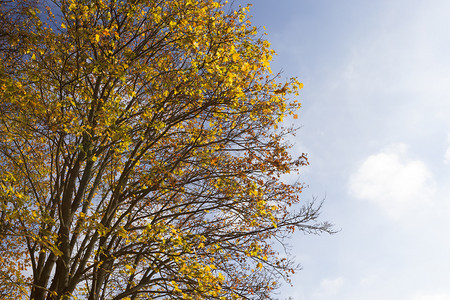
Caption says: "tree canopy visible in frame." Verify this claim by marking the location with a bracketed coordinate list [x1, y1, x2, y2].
[0, 0, 333, 299]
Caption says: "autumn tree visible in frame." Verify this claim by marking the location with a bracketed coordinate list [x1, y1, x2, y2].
[0, 0, 333, 299]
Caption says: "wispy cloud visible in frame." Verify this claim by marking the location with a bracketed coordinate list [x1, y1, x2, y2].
[443, 134, 450, 165]
[413, 293, 450, 300]
[312, 277, 344, 299]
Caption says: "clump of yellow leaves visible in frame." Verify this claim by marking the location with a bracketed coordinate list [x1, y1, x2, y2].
[0, 0, 333, 299]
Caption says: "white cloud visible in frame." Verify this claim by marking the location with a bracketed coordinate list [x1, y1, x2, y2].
[444, 148, 450, 165]
[348, 144, 436, 220]
[413, 293, 450, 300]
[312, 277, 344, 299]
[444, 134, 450, 165]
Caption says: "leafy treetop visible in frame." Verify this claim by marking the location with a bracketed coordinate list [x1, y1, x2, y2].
[0, 0, 332, 299]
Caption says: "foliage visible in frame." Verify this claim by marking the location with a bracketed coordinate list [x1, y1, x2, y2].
[0, 0, 333, 299]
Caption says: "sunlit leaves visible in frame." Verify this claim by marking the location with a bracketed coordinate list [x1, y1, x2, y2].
[0, 0, 333, 299]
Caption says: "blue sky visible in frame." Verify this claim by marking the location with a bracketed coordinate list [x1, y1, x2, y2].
[238, 0, 450, 299]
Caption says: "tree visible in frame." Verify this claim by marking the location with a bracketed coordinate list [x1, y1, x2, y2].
[0, 0, 333, 299]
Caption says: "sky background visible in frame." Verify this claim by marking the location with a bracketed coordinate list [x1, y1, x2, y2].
[236, 1, 450, 299]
